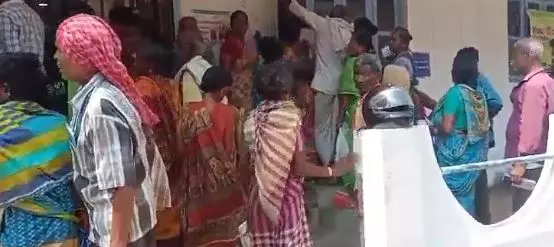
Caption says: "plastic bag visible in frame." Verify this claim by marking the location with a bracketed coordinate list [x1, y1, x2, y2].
[239, 221, 252, 247]
[334, 123, 351, 162]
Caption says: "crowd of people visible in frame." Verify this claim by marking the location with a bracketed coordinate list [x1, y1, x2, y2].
[0, 0, 553, 246]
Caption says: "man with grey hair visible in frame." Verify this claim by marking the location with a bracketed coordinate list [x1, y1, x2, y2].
[506, 37, 554, 212]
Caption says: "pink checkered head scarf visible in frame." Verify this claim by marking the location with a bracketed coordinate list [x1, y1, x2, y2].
[56, 14, 159, 126]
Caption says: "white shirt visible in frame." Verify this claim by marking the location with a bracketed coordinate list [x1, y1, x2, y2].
[289, 0, 353, 95]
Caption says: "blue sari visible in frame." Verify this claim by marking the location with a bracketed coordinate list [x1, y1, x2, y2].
[0, 101, 81, 247]
[430, 84, 489, 216]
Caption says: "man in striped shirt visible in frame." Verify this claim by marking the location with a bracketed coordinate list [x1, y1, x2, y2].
[69, 74, 163, 246]
[57, 14, 170, 247]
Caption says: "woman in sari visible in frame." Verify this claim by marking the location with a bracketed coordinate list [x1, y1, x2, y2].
[429, 51, 490, 216]
[174, 66, 245, 246]
[133, 43, 184, 245]
[245, 62, 356, 246]
[221, 10, 257, 113]
[0, 53, 79, 247]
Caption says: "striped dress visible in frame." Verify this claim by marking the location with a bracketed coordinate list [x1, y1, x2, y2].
[244, 101, 313, 247]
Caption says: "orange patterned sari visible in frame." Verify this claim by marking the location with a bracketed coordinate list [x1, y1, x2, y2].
[173, 100, 246, 247]
[135, 75, 183, 241]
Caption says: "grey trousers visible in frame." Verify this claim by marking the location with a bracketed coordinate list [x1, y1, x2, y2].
[313, 91, 339, 165]
[512, 167, 543, 213]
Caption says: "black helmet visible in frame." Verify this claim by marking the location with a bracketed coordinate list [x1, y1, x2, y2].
[363, 86, 415, 127]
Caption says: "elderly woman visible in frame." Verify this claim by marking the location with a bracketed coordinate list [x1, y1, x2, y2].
[333, 53, 383, 208]
[0, 53, 79, 246]
[245, 62, 355, 246]
[55, 14, 170, 246]
[429, 50, 489, 216]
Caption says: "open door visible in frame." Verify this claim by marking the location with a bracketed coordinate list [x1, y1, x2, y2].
[133, 0, 175, 44]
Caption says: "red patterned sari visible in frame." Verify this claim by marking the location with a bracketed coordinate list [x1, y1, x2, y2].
[173, 100, 246, 247]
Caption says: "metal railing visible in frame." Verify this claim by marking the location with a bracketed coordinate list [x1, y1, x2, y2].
[441, 153, 554, 175]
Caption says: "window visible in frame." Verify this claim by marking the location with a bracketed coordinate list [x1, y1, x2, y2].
[313, 0, 334, 17]
[377, 0, 396, 31]
[506, 0, 554, 81]
[305, 0, 404, 57]
[528, 2, 541, 9]
[508, 1, 521, 37]
[346, 0, 366, 19]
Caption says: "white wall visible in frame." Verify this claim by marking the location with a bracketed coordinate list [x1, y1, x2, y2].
[175, 0, 278, 36]
[408, 0, 510, 164]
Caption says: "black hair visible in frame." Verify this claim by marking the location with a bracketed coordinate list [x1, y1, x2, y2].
[0, 53, 49, 106]
[255, 61, 294, 101]
[292, 63, 314, 93]
[257, 36, 284, 64]
[137, 42, 175, 78]
[352, 31, 374, 52]
[66, 0, 95, 16]
[108, 7, 140, 27]
[329, 5, 347, 19]
[293, 63, 315, 84]
[452, 52, 479, 89]
[230, 10, 248, 27]
[392, 27, 413, 43]
[200, 66, 233, 93]
[279, 25, 301, 46]
[354, 17, 378, 36]
[456, 47, 479, 64]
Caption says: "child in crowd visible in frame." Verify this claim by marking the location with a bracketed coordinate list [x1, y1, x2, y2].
[252, 36, 285, 108]
[337, 31, 377, 190]
[292, 64, 319, 224]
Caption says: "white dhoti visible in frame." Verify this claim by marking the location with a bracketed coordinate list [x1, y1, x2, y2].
[313, 91, 339, 165]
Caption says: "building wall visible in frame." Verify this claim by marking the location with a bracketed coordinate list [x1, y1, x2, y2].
[408, 0, 510, 161]
[175, 0, 278, 36]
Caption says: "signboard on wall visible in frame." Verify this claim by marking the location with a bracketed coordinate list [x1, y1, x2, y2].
[528, 10, 554, 66]
[191, 9, 230, 43]
[412, 52, 431, 78]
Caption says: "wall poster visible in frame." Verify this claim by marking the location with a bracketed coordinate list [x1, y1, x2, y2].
[528, 10, 554, 66]
[191, 9, 230, 43]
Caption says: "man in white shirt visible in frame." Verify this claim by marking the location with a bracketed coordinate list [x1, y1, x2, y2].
[286, 0, 353, 167]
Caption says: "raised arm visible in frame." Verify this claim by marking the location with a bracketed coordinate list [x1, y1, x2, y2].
[287, 0, 326, 31]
